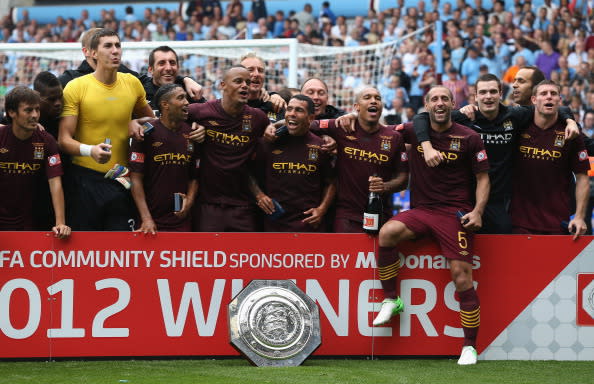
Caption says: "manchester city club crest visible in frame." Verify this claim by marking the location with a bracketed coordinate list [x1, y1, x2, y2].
[33, 143, 44, 160]
[242, 115, 252, 132]
[554, 133, 565, 148]
[228, 279, 321, 367]
[449, 138, 461, 152]
[503, 120, 513, 131]
[381, 138, 391, 151]
[187, 141, 194, 153]
[308, 147, 319, 161]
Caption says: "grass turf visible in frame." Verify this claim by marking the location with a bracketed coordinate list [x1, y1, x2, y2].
[0, 359, 593, 384]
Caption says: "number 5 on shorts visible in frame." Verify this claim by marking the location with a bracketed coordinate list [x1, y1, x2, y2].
[458, 231, 468, 249]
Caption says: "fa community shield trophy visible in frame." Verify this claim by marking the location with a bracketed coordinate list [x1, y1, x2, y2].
[228, 279, 321, 366]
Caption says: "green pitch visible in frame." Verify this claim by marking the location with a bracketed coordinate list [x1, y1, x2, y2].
[0, 359, 592, 384]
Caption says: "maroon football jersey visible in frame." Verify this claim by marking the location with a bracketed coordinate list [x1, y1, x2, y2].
[399, 122, 489, 214]
[254, 132, 334, 231]
[188, 100, 269, 206]
[129, 119, 199, 230]
[511, 120, 589, 233]
[0, 125, 63, 229]
[312, 119, 408, 222]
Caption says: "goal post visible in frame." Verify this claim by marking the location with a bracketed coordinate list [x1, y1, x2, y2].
[0, 25, 432, 114]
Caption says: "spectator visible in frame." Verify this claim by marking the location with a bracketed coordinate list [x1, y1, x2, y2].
[319, 1, 336, 27]
[272, 10, 285, 37]
[293, 3, 315, 33]
[251, 0, 267, 21]
[449, 36, 466, 72]
[124, 6, 136, 24]
[460, 46, 482, 86]
[567, 40, 588, 71]
[512, 38, 536, 66]
[502, 55, 526, 88]
[217, 16, 237, 39]
[535, 40, 560, 79]
[443, 67, 469, 109]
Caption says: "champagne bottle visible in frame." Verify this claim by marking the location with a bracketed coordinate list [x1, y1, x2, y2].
[363, 178, 382, 234]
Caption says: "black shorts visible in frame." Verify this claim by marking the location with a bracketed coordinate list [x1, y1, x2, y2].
[478, 198, 512, 234]
[67, 165, 135, 231]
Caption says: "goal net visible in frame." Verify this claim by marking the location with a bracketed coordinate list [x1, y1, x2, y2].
[0, 26, 431, 116]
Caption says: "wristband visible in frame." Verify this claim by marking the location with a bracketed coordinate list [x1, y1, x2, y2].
[79, 144, 92, 157]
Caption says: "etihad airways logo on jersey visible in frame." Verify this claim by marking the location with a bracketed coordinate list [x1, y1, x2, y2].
[479, 132, 513, 144]
[416, 146, 459, 161]
[519, 146, 562, 160]
[207, 129, 250, 146]
[272, 162, 317, 174]
[154, 153, 192, 164]
[0, 161, 41, 174]
[344, 147, 389, 163]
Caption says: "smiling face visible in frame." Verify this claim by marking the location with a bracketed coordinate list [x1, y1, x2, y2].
[162, 87, 189, 122]
[285, 98, 313, 136]
[355, 87, 383, 125]
[149, 49, 179, 87]
[240, 56, 265, 97]
[301, 79, 328, 117]
[221, 67, 251, 105]
[476, 80, 501, 118]
[425, 86, 454, 126]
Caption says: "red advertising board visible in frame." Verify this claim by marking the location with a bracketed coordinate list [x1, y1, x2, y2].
[0, 232, 590, 358]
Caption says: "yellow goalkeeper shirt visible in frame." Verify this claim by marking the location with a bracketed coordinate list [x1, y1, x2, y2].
[62, 72, 148, 173]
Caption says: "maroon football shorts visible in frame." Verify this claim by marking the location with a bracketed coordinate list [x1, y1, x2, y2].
[199, 203, 259, 232]
[390, 207, 474, 263]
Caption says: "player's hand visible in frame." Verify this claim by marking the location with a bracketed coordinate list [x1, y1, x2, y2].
[189, 122, 205, 143]
[135, 218, 157, 235]
[174, 193, 191, 219]
[91, 143, 112, 164]
[462, 210, 482, 232]
[321, 135, 336, 153]
[421, 141, 443, 167]
[459, 104, 478, 121]
[256, 194, 275, 214]
[128, 117, 151, 141]
[52, 224, 71, 239]
[564, 120, 579, 140]
[269, 93, 287, 113]
[36, 123, 46, 132]
[369, 176, 385, 193]
[336, 112, 358, 133]
[263, 124, 277, 142]
[183, 77, 203, 101]
[568, 218, 587, 240]
[302, 207, 325, 228]
[393, 123, 404, 132]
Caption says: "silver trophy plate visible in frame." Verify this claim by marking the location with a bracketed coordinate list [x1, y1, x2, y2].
[228, 279, 321, 366]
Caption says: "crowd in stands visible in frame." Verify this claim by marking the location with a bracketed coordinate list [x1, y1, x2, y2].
[0, 0, 593, 126]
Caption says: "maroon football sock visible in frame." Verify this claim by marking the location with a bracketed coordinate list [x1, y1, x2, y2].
[378, 246, 401, 299]
[458, 286, 480, 347]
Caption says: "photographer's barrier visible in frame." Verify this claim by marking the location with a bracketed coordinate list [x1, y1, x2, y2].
[1, 232, 593, 360]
